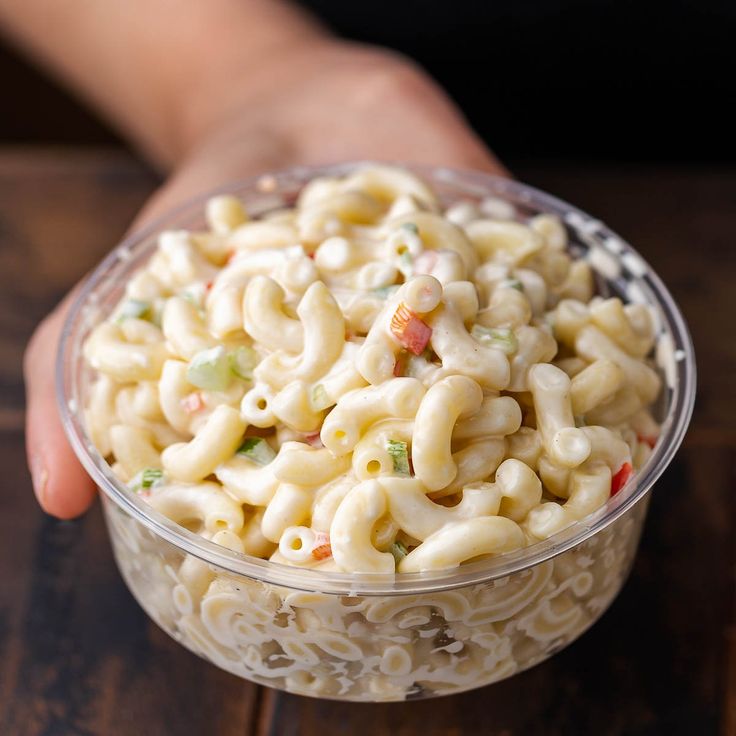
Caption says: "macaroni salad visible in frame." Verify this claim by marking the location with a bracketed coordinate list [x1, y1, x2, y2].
[83, 165, 661, 575]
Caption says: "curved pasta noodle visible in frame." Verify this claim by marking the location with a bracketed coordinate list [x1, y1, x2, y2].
[398, 517, 525, 572]
[272, 442, 351, 486]
[434, 438, 506, 498]
[109, 425, 161, 478]
[570, 360, 625, 416]
[215, 454, 279, 506]
[575, 325, 661, 404]
[150, 230, 217, 289]
[159, 359, 198, 436]
[162, 405, 246, 482]
[412, 376, 483, 491]
[428, 302, 510, 390]
[321, 378, 425, 456]
[342, 165, 438, 209]
[85, 376, 120, 457]
[330, 480, 394, 573]
[476, 284, 532, 330]
[227, 221, 298, 252]
[147, 482, 244, 533]
[162, 296, 216, 360]
[465, 219, 544, 265]
[261, 483, 313, 543]
[270, 380, 325, 433]
[84, 321, 168, 382]
[453, 396, 522, 441]
[242, 276, 304, 353]
[528, 363, 591, 469]
[524, 464, 611, 540]
[507, 326, 557, 392]
[254, 281, 345, 390]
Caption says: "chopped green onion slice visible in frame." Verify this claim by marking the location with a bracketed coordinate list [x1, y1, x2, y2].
[499, 278, 524, 292]
[229, 345, 258, 381]
[128, 467, 164, 492]
[470, 325, 518, 355]
[401, 222, 419, 234]
[237, 437, 276, 466]
[386, 439, 411, 476]
[390, 540, 408, 564]
[311, 383, 332, 411]
[372, 285, 401, 299]
[187, 346, 232, 392]
[116, 299, 151, 322]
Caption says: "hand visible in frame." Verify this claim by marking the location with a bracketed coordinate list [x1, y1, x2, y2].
[24, 40, 507, 518]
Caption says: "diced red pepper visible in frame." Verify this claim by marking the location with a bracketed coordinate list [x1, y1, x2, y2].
[226, 248, 237, 264]
[390, 302, 432, 356]
[312, 532, 332, 560]
[611, 462, 633, 496]
[180, 392, 205, 414]
[637, 434, 657, 449]
[393, 353, 409, 377]
[312, 543, 332, 560]
[204, 280, 213, 292]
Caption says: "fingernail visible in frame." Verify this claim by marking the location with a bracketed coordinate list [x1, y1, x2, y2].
[31, 454, 49, 507]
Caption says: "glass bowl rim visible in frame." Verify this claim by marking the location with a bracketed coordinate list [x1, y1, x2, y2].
[56, 161, 696, 596]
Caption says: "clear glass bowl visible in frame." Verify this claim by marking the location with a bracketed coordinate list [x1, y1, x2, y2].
[57, 164, 695, 702]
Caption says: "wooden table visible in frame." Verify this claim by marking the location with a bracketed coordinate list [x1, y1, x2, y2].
[0, 150, 733, 736]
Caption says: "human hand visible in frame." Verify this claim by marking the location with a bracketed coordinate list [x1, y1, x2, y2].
[24, 39, 507, 518]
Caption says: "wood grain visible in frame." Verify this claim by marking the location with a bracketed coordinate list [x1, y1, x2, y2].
[0, 150, 733, 736]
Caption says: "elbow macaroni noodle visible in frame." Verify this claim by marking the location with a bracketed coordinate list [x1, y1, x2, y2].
[83, 165, 666, 700]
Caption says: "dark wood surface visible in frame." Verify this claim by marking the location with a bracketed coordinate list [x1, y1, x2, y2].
[0, 149, 733, 736]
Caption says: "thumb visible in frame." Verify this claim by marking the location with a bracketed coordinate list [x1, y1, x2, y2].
[24, 293, 96, 518]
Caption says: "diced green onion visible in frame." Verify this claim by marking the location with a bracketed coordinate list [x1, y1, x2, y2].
[187, 346, 232, 391]
[401, 222, 419, 234]
[310, 383, 332, 411]
[386, 439, 411, 476]
[373, 285, 401, 299]
[229, 345, 258, 381]
[116, 299, 151, 323]
[470, 325, 518, 355]
[237, 437, 276, 466]
[390, 540, 408, 564]
[499, 278, 524, 292]
[128, 467, 164, 492]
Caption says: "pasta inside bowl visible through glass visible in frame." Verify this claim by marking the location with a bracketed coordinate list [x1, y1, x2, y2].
[58, 163, 695, 701]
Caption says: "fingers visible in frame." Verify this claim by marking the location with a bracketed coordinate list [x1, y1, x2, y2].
[24, 293, 96, 519]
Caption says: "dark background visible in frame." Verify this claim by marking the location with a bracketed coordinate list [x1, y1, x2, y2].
[1, 0, 734, 163]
